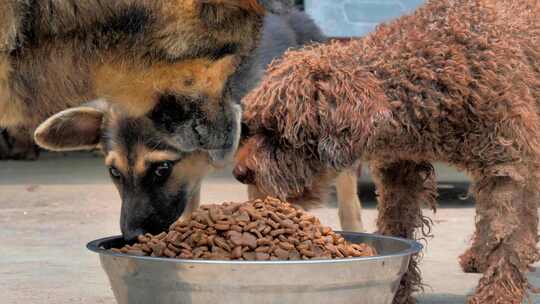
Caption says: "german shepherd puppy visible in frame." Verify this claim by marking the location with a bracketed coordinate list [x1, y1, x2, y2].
[10, 1, 324, 241]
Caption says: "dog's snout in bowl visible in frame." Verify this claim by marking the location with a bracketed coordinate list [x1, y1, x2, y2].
[233, 164, 256, 185]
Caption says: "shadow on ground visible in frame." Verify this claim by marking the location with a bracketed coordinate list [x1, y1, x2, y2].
[418, 293, 469, 304]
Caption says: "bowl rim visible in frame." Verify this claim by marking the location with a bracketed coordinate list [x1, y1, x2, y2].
[87, 232, 422, 265]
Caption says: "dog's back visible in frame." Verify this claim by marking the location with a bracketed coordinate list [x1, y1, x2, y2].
[230, 9, 326, 102]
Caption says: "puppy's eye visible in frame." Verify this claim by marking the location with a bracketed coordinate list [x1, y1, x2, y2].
[109, 167, 121, 179]
[154, 161, 174, 178]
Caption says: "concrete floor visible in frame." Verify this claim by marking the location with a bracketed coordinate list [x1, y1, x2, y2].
[1, 152, 539, 304]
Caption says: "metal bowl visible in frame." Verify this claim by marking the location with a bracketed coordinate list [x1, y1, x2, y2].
[88, 232, 421, 304]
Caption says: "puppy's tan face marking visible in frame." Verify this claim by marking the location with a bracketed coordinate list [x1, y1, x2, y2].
[166, 152, 211, 193]
[105, 151, 130, 177]
[134, 146, 183, 177]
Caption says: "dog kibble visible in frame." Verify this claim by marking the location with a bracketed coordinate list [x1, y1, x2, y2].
[113, 198, 377, 260]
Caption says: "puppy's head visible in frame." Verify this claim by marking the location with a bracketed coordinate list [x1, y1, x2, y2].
[35, 101, 212, 242]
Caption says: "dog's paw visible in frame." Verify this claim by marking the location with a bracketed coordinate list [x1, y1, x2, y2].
[459, 248, 484, 274]
[468, 261, 527, 304]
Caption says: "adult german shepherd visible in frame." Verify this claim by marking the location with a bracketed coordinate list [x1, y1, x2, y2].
[1, 0, 271, 160]
[0, 0, 325, 240]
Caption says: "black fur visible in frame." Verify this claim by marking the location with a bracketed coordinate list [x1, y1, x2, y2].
[150, 94, 203, 135]
[119, 170, 189, 242]
[208, 43, 239, 60]
[105, 5, 150, 36]
[149, 94, 232, 152]
[105, 115, 182, 158]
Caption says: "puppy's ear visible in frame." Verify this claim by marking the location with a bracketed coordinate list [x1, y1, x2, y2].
[34, 107, 105, 151]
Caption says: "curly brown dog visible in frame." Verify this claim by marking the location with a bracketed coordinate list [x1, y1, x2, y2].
[234, 0, 540, 303]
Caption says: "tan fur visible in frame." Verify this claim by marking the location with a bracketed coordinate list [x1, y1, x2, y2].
[335, 167, 364, 232]
[105, 151, 130, 176]
[144, 150, 183, 163]
[7, 44, 99, 129]
[202, 0, 265, 15]
[178, 186, 201, 223]
[0, 0, 21, 52]
[92, 55, 239, 117]
[167, 152, 211, 220]
[157, 0, 263, 59]
[9, 0, 264, 59]
[134, 147, 182, 176]
[133, 145, 150, 176]
[0, 57, 24, 127]
[167, 152, 211, 192]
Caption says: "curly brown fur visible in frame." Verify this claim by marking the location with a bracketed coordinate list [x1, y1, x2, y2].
[371, 160, 437, 304]
[463, 164, 540, 304]
[235, 134, 332, 204]
[238, 0, 540, 302]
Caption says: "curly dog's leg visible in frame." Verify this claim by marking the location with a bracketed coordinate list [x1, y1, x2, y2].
[459, 180, 487, 274]
[371, 160, 437, 304]
[466, 164, 539, 304]
[336, 165, 364, 232]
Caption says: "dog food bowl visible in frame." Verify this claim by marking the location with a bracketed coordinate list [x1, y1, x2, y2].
[87, 232, 421, 304]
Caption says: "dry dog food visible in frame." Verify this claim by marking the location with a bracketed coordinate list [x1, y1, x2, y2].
[112, 197, 376, 260]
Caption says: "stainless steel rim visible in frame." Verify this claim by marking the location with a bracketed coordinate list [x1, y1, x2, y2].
[87, 232, 422, 265]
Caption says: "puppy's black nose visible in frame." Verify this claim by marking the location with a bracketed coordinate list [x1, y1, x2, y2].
[233, 165, 256, 185]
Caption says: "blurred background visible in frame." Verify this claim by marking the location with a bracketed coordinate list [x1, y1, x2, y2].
[305, 0, 424, 37]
